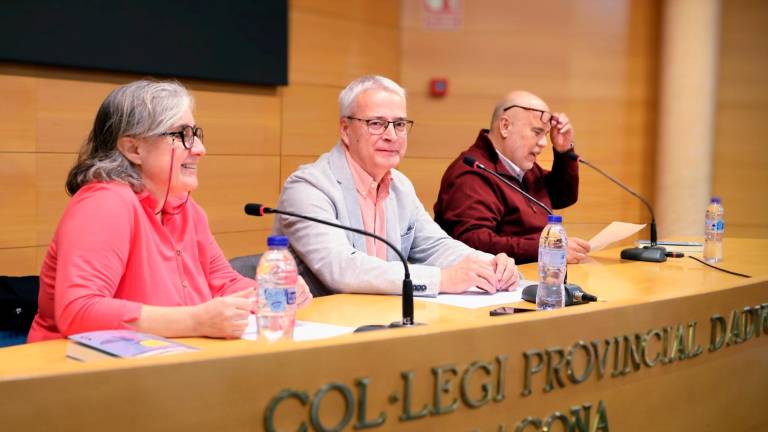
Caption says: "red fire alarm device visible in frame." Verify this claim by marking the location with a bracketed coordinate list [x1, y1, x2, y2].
[430, 78, 448, 97]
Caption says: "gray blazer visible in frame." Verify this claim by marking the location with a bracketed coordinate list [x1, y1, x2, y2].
[274, 143, 489, 296]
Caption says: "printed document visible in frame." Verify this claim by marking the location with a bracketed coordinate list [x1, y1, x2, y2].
[588, 221, 646, 252]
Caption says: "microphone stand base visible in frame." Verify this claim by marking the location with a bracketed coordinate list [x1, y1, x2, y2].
[353, 322, 425, 333]
[521, 283, 594, 306]
[564, 283, 582, 297]
[388, 321, 425, 329]
[621, 246, 667, 262]
[353, 324, 388, 333]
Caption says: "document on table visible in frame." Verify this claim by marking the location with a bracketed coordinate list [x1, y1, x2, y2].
[242, 315, 355, 342]
[637, 240, 704, 253]
[415, 285, 528, 309]
[588, 221, 646, 252]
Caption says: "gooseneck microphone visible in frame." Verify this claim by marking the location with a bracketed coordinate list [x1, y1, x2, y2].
[462, 155, 597, 304]
[244, 203, 418, 330]
[463, 156, 553, 215]
[566, 152, 666, 263]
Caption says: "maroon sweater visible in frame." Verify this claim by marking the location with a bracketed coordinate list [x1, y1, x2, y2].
[434, 130, 579, 264]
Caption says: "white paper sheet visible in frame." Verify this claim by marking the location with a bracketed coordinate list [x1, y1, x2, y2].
[415, 285, 527, 309]
[241, 315, 355, 342]
[588, 221, 646, 252]
[637, 240, 703, 253]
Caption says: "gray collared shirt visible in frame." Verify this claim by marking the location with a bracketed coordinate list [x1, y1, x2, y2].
[494, 147, 525, 183]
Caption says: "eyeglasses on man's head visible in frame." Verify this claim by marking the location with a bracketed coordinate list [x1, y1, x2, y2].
[502, 105, 552, 125]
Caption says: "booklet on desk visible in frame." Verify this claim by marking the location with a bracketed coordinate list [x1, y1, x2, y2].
[67, 330, 198, 362]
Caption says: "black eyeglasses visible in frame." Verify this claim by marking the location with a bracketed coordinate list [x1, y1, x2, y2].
[159, 125, 203, 149]
[346, 116, 414, 136]
[502, 105, 552, 125]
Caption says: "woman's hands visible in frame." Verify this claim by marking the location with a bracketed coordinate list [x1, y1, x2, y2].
[192, 288, 253, 339]
[193, 277, 312, 339]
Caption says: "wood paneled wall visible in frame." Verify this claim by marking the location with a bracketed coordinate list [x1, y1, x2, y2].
[0, 66, 285, 275]
[713, 0, 768, 238]
[1, 0, 765, 276]
[399, 0, 660, 241]
[0, 1, 400, 276]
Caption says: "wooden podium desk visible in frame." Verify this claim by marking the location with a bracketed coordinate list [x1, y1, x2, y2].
[1, 239, 766, 431]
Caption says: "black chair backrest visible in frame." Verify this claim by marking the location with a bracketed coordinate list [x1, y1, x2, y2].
[229, 253, 332, 297]
[0, 275, 40, 335]
[229, 254, 262, 279]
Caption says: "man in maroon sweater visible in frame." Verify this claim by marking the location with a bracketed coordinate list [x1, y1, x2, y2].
[434, 90, 591, 264]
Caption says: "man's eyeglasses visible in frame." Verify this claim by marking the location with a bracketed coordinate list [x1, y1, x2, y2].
[159, 125, 204, 149]
[346, 116, 414, 136]
[502, 105, 552, 125]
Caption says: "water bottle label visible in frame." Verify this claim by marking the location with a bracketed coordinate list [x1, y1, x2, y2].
[715, 220, 724, 232]
[539, 248, 566, 267]
[706, 219, 725, 233]
[286, 289, 297, 305]
[260, 287, 287, 312]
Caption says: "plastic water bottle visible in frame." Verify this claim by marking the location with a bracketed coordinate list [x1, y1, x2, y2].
[256, 236, 298, 341]
[704, 197, 724, 263]
[536, 215, 568, 311]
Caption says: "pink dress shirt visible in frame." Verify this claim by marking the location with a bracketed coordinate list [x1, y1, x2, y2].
[344, 149, 391, 260]
[27, 182, 255, 342]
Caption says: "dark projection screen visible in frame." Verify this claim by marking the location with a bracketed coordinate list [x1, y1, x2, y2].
[0, 0, 288, 86]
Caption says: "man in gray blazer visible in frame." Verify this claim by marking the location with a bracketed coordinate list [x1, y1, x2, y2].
[274, 75, 519, 297]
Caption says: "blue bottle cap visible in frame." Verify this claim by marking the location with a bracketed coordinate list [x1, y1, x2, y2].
[267, 235, 289, 247]
[710, 197, 721, 204]
[547, 214, 563, 223]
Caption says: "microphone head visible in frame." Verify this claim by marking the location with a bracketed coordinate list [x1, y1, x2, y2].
[462, 156, 480, 169]
[244, 203, 266, 216]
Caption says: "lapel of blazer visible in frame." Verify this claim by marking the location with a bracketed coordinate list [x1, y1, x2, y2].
[329, 143, 367, 253]
[384, 177, 400, 262]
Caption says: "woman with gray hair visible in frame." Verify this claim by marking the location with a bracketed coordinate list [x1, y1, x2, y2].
[28, 80, 311, 342]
